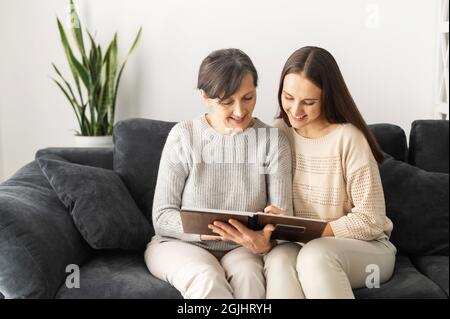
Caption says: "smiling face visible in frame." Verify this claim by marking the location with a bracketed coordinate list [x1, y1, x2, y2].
[201, 72, 256, 134]
[281, 72, 329, 133]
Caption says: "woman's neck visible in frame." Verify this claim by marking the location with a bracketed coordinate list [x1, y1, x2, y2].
[295, 118, 337, 139]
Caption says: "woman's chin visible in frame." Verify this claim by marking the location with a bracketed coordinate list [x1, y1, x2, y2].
[288, 116, 308, 129]
[227, 116, 252, 130]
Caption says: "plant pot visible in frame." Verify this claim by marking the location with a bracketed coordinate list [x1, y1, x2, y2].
[74, 135, 113, 148]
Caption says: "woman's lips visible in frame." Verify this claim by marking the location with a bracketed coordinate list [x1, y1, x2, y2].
[229, 115, 247, 124]
[290, 112, 307, 121]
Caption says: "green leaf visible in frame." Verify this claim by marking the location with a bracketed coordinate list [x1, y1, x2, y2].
[57, 18, 91, 89]
[87, 33, 99, 83]
[69, 0, 86, 58]
[109, 27, 142, 133]
[106, 34, 118, 123]
[127, 26, 142, 58]
[52, 77, 83, 130]
[52, 63, 80, 108]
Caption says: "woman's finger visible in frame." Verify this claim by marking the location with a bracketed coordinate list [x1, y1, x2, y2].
[209, 225, 228, 239]
[201, 234, 223, 241]
[213, 221, 242, 238]
[228, 219, 253, 237]
[264, 205, 287, 215]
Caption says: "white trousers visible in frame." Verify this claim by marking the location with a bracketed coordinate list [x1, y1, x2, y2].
[263, 237, 397, 299]
[145, 239, 265, 299]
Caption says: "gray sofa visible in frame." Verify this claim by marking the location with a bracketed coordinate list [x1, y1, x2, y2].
[0, 118, 448, 299]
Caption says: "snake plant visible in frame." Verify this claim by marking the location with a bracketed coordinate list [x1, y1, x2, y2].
[52, 0, 142, 136]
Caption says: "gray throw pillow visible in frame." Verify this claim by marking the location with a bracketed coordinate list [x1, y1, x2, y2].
[380, 154, 449, 255]
[37, 155, 152, 250]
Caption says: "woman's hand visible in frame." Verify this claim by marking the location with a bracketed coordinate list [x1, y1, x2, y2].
[260, 205, 288, 215]
[321, 223, 335, 237]
[209, 219, 275, 254]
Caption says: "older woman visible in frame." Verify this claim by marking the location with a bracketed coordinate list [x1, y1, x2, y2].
[145, 48, 292, 299]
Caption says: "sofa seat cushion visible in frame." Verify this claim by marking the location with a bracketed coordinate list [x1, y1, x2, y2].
[55, 251, 182, 299]
[411, 255, 449, 297]
[354, 255, 447, 299]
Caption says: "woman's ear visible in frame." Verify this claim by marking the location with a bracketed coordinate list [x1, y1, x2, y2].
[199, 89, 213, 108]
[198, 89, 208, 102]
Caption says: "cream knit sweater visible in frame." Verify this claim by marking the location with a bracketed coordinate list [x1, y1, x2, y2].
[274, 119, 393, 241]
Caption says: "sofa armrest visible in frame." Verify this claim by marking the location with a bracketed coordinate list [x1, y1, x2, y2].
[35, 147, 113, 170]
[0, 161, 93, 298]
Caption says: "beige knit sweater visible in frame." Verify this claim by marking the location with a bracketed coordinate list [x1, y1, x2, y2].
[274, 119, 393, 241]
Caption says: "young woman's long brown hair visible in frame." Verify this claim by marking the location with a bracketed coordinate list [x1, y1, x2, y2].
[276, 46, 384, 164]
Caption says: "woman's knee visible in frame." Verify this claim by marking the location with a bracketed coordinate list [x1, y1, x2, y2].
[264, 242, 301, 272]
[182, 265, 233, 299]
[296, 238, 341, 275]
[224, 256, 264, 279]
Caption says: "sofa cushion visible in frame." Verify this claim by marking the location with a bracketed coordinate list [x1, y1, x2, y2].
[113, 118, 176, 224]
[354, 255, 447, 299]
[409, 120, 449, 173]
[380, 155, 449, 256]
[369, 123, 408, 162]
[55, 251, 182, 299]
[0, 161, 92, 298]
[411, 255, 449, 297]
[37, 155, 152, 251]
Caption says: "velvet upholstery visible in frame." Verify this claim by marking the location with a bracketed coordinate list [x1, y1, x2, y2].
[369, 123, 408, 162]
[113, 118, 176, 225]
[37, 155, 152, 251]
[380, 155, 449, 256]
[0, 162, 93, 298]
[0, 120, 448, 298]
[55, 250, 182, 299]
[409, 120, 449, 173]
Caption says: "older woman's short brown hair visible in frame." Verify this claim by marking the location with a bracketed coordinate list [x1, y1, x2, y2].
[197, 48, 258, 101]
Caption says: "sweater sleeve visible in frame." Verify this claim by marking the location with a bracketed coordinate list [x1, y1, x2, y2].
[329, 129, 393, 241]
[152, 125, 201, 242]
[265, 128, 294, 216]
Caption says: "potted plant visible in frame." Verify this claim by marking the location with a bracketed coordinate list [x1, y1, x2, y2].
[52, 0, 142, 147]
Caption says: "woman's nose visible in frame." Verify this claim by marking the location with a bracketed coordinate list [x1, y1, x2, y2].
[233, 103, 245, 117]
[290, 104, 304, 116]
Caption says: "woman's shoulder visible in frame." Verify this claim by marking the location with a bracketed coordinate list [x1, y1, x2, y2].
[338, 123, 368, 144]
[273, 117, 290, 130]
[166, 119, 198, 144]
[272, 118, 293, 136]
[339, 123, 377, 170]
[271, 118, 295, 146]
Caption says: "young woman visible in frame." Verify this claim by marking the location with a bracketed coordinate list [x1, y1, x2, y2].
[217, 46, 396, 298]
[144, 48, 292, 299]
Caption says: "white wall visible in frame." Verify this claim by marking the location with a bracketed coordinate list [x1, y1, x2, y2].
[0, 0, 439, 182]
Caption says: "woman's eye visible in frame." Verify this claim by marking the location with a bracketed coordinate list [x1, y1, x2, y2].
[284, 95, 294, 101]
[243, 96, 253, 101]
[220, 101, 233, 106]
[303, 101, 315, 106]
